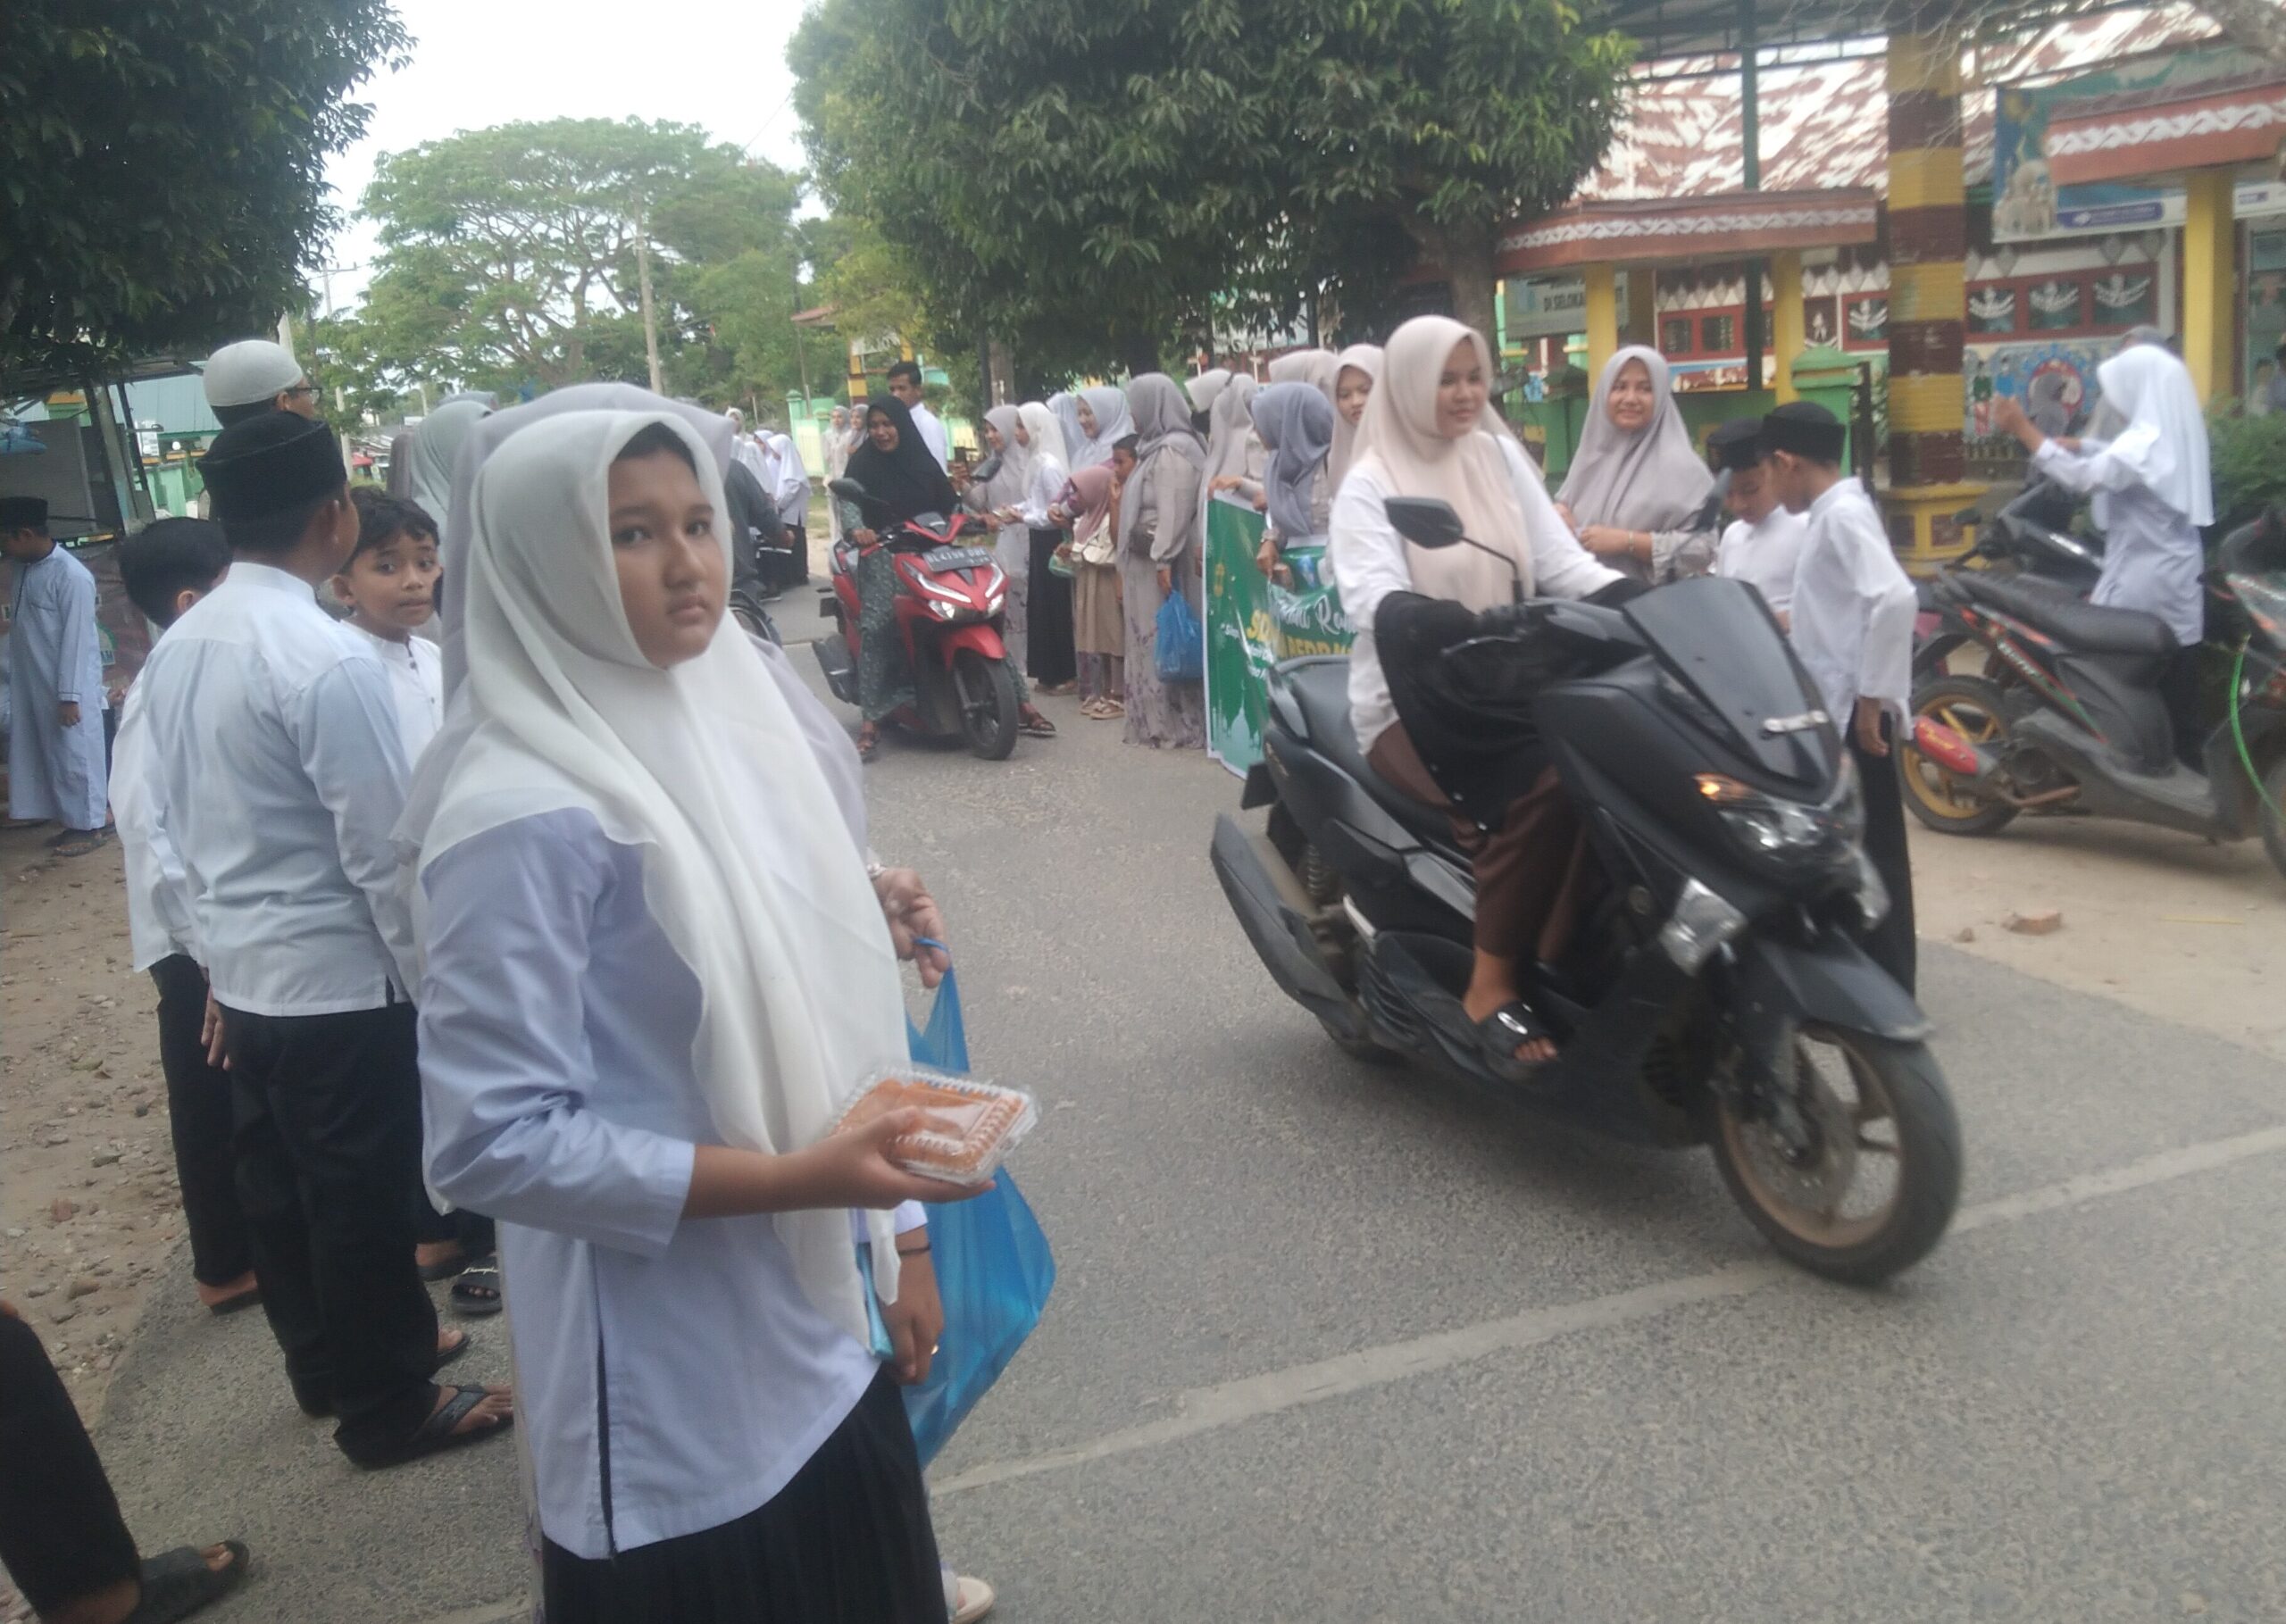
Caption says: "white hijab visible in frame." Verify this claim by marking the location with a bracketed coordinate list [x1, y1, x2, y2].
[1556, 345, 1714, 536]
[1018, 401, 1067, 488]
[1072, 386, 1134, 470]
[405, 399, 493, 529]
[1187, 368, 1233, 422]
[438, 387, 738, 695]
[1330, 344, 1384, 492]
[1350, 316, 1533, 612]
[1200, 373, 1261, 492]
[2094, 345, 2213, 526]
[405, 409, 909, 1345]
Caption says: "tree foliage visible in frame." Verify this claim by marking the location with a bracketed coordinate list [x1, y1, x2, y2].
[789, 0, 1631, 364]
[355, 118, 806, 402]
[0, 1, 407, 379]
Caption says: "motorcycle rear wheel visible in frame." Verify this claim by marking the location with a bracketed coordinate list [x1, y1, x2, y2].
[1901, 676, 2020, 837]
[1706, 1027, 1961, 1286]
[955, 650, 1020, 761]
[2260, 755, 2286, 882]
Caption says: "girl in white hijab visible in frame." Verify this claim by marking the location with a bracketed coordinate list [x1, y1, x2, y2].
[409, 407, 973, 1619]
[1330, 316, 1623, 1074]
[1070, 385, 1134, 470]
[1186, 367, 1233, 430]
[1330, 343, 1384, 491]
[1006, 402, 1078, 691]
[1554, 346, 1717, 584]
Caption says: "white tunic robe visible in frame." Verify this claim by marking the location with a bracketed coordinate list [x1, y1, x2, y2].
[6, 545, 109, 828]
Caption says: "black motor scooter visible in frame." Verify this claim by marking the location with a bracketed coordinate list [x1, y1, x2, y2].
[1899, 509, 2286, 877]
[1213, 498, 1963, 1285]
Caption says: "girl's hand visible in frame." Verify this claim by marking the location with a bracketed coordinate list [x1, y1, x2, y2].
[1156, 565, 1173, 595]
[880, 1245, 944, 1385]
[1209, 475, 1245, 493]
[800, 1108, 989, 1212]
[852, 528, 878, 546]
[1251, 491, 1268, 512]
[1579, 525, 1644, 560]
[1255, 535, 1280, 578]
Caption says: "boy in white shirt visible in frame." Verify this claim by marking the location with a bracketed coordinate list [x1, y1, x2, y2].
[337, 492, 444, 766]
[1706, 418, 1809, 621]
[138, 412, 511, 1467]
[113, 519, 257, 1314]
[1762, 402, 1919, 992]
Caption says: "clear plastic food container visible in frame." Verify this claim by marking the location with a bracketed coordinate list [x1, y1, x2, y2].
[832, 1063, 1038, 1185]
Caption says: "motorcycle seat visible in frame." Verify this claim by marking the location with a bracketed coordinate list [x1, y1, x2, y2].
[1952, 571, 2178, 658]
[1280, 658, 1468, 849]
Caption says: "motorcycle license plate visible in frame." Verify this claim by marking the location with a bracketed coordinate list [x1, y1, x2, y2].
[922, 545, 995, 571]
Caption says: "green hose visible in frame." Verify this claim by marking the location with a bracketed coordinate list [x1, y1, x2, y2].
[2230, 638, 2283, 823]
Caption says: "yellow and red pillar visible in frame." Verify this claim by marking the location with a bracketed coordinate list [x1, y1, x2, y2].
[1883, 29, 1981, 572]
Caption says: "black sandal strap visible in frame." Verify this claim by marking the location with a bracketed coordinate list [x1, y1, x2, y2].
[126, 1541, 249, 1624]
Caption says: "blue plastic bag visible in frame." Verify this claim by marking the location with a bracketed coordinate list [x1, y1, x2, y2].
[1156, 588, 1205, 682]
[898, 957, 1055, 1466]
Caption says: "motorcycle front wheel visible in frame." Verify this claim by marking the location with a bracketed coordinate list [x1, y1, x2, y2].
[954, 649, 1020, 761]
[1706, 1027, 1961, 1286]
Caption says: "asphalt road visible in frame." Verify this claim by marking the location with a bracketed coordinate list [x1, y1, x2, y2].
[96, 635, 2286, 1624]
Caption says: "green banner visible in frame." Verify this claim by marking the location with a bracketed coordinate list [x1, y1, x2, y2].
[1203, 497, 1354, 775]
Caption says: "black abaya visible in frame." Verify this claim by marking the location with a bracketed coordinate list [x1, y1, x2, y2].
[1026, 528, 1076, 687]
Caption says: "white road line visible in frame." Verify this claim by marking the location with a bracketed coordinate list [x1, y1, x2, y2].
[932, 1121, 2286, 1498]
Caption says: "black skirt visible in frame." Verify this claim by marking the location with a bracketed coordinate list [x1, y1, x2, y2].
[541, 1370, 947, 1624]
[1026, 528, 1077, 687]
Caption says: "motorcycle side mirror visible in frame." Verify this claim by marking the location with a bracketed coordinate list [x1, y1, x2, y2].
[827, 478, 872, 504]
[1384, 497, 1464, 549]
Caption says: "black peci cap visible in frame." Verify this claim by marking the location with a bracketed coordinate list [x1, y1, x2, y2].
[0, 495, 48, 530]
[1706, 418, 1765, 472]
[1760, 400, 1846, 463]
[198, 412, 346, 523]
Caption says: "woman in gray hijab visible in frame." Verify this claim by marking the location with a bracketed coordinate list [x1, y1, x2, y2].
[1249, 382, 1335, 578]
[1117, 373, 1209, 749]
[1201, 373, 1264, 510]
[1552, 346, 1716, 584]
[403, 398, 496, 532]
[965, 404, 1036, 668]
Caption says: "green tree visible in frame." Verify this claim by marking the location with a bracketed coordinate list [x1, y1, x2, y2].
[789, 0, 1630, 364]
[0, 1, 407, 378]
[357, 118, 805, 397]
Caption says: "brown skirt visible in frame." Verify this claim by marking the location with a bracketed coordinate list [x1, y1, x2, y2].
[1365, 721, 1596, 965]
[1072, 559, 1122, 656]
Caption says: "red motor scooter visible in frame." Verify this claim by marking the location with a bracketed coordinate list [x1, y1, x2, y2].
[814, 476, 1022, 760]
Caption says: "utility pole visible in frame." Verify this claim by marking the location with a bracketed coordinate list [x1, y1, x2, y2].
[637, 219, 665, 394]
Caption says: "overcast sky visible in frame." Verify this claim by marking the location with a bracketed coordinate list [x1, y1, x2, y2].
[314, 0, 813, 311]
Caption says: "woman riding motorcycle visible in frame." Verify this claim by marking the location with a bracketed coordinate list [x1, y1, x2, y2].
[1329, 315, 1636, 1075]
[838, 396, 1053, 760]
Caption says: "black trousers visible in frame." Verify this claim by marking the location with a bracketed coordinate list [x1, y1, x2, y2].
[150, 955, 255, 1288]
[223, 1000, 438, 1458]
[1026, 528, 1078, 687]
[542, 1371, 946, 1624]
[768, 521, 810, 591]
[0, 1315, 141, 1615]
[1853, 723, 1917, 995]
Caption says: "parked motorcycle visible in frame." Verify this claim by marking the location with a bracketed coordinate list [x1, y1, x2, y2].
[1901, 509, 2286, 878]
[813, 477, 1022, 760]
[1915, 470, 2105, 674]
[1212, 497, 1962, 1285]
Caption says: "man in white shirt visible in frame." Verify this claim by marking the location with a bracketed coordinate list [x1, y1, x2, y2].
[200, 337, 321, 429]
[113, 518, 258, 1313]
[1763, 402, 1919, 992]
[138, 412, 512, 1467]
[1706, 418, 1809, 620]
[888, 361, 950, 468]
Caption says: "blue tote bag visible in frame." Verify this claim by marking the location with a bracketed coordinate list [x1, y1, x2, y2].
[899, 954, 1055, 1466]
[1156, 587, 1205, 682]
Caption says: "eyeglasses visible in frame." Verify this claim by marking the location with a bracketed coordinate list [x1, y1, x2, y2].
[281, 383, 318, 398]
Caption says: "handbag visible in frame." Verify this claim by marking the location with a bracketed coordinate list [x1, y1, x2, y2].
[1156, 586, 1205, 682]
[898, 951, 1055, 1466]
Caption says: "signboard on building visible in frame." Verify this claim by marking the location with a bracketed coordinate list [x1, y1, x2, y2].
[1501, 275, 1629, 341]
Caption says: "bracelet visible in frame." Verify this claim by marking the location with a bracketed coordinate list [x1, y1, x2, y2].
[897, 1241, 931, 1257]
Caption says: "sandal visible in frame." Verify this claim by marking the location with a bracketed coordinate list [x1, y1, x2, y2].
[1473, 999, 1553, 1080]
[53, 828, 107, 858]
[451, 1263, 504, 1317]
[124, 1541, 250, 1624]
[1018, 712, 1057, 738]
[1091, 700, 1124, 720]
[295, 1329, 471, 1419]
[349, 1384, 513, 1471]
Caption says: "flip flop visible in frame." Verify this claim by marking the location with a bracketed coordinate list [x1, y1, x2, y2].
[124, 1541, 250, 1624]
[348, 1385, 513, 1471]
[204, 1286, 262, 1317]
[1019, 715, 1058, 738]
[53, 829, 107, 858]
[450, 1264, 504, 1318]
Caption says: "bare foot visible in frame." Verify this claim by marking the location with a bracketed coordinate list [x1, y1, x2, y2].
[195, 1270, 259, 1311]
[415, 1239, 464, 1275]
[1460, 987, 1556, 1064]
[438, 1326, 468, 1362]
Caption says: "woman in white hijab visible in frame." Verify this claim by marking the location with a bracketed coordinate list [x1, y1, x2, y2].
[1010, 401, 1078, 692]
[1186, 367, 1233, 431]
[1330, 343, 1384, 491]
[1070, 385, 1134, 470]
[1994, 343, 2213, 755]
[1553, 346, 1717, 584]
[1330, 316, 1625, 1076]
[403, 397, 495, 531]
[823, 405, 855, 546]
[409, 407, 978, 1621]
[966, 404, 1036, 667]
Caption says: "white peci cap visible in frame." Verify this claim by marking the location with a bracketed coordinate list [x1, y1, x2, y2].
[202, 339, 305, 410]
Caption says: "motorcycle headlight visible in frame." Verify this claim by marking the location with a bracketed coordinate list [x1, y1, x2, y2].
[985, 589, 1005, 612]
[929, 599, 958, 620]
[1697, 766, 1861, 871]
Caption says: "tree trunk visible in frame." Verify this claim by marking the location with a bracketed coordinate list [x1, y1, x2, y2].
[1117, 327, 1160, 379]
[1440, 222, 1500, 362]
